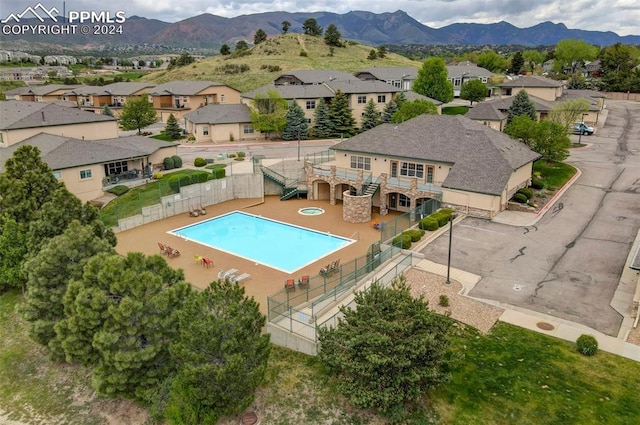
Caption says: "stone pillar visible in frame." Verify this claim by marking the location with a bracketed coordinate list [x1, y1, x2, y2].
[342, 191, 372, 223]
[379, 173, 388, 216]
[329, 166, 337, 205]
[357, 169, 364, 195]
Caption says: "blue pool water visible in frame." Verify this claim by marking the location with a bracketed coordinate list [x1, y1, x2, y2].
[169, 211, 354, 273]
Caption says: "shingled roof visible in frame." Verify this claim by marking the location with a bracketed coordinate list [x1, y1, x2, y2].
[274, 70, 360, 85]
[185, 104, 252, 124]
[355, 66, 418, 81]
[150, 80, 226, 96]
[499, 75, 564, 88]
[0, 100, 116, 130]
[331, 115, 540, 196]
[0, 133, 178, 172]
[242, 84, 334, 100]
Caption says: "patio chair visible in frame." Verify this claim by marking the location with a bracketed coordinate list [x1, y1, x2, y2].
[167, 247, 180, 258]
[297, 275, 309, 288]
[194, 255, 203, 264]
[198, 204, 207, 215]
[218, 268, 238, 280]
[189, 206, 199, 217]
[285, 279, 296, 291]
[232, 273, 251, 283]
[158, 242, 169, 255]
[202, 258, 214, 268]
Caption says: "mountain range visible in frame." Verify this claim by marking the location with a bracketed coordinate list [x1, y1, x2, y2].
[3, 10, 639, 49]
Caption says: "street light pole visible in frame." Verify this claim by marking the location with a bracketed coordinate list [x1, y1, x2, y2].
[446, 212, 458, 285]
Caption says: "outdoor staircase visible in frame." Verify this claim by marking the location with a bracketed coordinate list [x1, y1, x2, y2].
[281, 187, 308, 200]
[261, 165, 307, 200]
[364, 182, 379, 196]
[261, 166, 286, 186]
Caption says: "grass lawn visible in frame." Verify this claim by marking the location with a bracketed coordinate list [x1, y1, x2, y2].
[150, 131, 185, 142]
[99, 169, 212, 227]
[442, 106, 469, 115]
[533, 160, 577, 190]
[4, 284, 639, 424]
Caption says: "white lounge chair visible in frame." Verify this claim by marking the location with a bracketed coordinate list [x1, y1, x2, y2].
[218, 268, 238, 280]
[232, 273, 251, 283]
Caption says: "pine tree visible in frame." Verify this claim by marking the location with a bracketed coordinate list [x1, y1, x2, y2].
[510, 51, 525, 74]
[328, 90, 356, 137]
[312, 99, 333, 138]
[254, 29, 267, 45]
[324, 24, 342, 47]
[164, 113, 182, 140]
[382, 100, 399, 123]
[281, 101, 309, 141]
[57, 252, 190, 398]
[507, 90, 537, 124]
[18, 221, 114, 353]
[102, 104, 114, 116]
[361, 98, 381, 131]
[159, 280, 271, 423]
[220, 44, 231, 55]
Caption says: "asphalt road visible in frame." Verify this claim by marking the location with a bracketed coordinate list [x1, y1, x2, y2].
[420, 100, 640, 336]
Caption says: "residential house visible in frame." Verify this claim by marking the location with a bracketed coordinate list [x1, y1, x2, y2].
[464, 95, 555, 131]
[273, 70, 360, 85]
[498, 75, 564, 102]
[0, 66, 72, 81]
[305, 114, 540, 219]
[446, 62, 494, 97]
[559, 89, 607, 124]
[0, 100, 118, 147]
[10, 84, 81, 102]
[148, 81, 242, 122]
[354, 66, 418, 90]
[64, 82, 157, 115]
[0, 133, 178, 202]
[184, 104, 260, 143]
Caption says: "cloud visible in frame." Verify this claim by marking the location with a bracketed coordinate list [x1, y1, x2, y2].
[1, 0, 638, 35]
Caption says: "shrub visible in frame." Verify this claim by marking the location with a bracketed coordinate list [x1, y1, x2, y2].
[576, 334, 598, 356]
[531, 178, 544, 189]
[517, 187, 533, 199]
[194, 157, 207, 167]
[229, 133, 235, 141]
[419, 217, 439, 231]
[172, 155, 183, 168]
[431, 213, 450, 227]
[512, 193, 528, 203]
[228, 153, 236, 158]
[153, 172, 163, 179]
[299, 51, 308, 57]
[438, 295, 449, 307]
[212, 167, 226, 179]
[191, 171, 211, 183]
[163, 156, 175, 170]
[237, 151, 246, 158]
[166, 174, 193, 192]
[107, 185, 129, 196]
[403, 229, 425, 242]
[392, 234, 412, 249]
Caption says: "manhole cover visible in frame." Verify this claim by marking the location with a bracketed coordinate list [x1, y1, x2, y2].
[536, 321, 555, 331]
[241, 412, 259, 425]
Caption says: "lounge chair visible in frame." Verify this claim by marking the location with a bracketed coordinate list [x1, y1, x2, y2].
[158, 242, 167, 255]
[218, 268, 238, 280]
[285, 279, 296, 291]
[198, 204, 207, 215]
[232, 273, 251, 283]
[297, 275, 309, 288]
[202, 258, 214, 268]
[166, 247, 180, 258]
[189, 206, 199, 217]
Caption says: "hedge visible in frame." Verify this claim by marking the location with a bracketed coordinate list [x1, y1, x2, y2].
[163, 156, 175, 170]
[403, 229, 425, 242]
[172, 155, 183, 168]
[212, 167, 226, 179]
[392, 234, 412, 249]
[517, 187, 533, 199]
[531, 178, 544, 189]
[419, 217, 439, 231]
[194, 157, 207, 167]
[512, 193, 528, 203]
[106, 185, 129, 196]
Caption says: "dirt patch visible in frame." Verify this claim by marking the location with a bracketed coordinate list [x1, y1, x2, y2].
[627, 324, 640, 345]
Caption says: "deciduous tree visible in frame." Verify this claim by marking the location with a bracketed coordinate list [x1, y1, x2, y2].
[505, 115, 570, 162]
[219, 44, 231, 55]
[477, 50, 509, 73]
[460, 79, 488, 105]
[318, 276, 452, 418]
[281, 20, 291, 34]
[281, 100, 309, 141]
[119, 94, 157, 134]
[0, 218, 27, 291]
[413, 57, 454, 103]
[391, 99, 438, 123]
[250, 90, 288, 139]
[254, 29, 267, 45]
[159, 280, 270, 424]
[548, 98, 590, 133]
[553, 38, 598, 75]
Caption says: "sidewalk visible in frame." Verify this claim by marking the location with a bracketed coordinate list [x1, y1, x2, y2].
[416, 260, 640, 362]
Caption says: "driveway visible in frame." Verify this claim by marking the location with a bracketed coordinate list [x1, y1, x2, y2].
[420, 100, 640, 336]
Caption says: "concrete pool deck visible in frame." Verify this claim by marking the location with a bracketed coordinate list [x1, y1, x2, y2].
[115, 196, 393, 315]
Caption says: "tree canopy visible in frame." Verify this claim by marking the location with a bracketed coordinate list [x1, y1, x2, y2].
[548, 99, 590, 133]
[510, 51, 524, 74]
[599, 43, 640, 92]
[324, 24, 342, 47]
[219, 44, 231, 55]
[553, 39, 598, 74]
[235, 40, 249, 51]
[302, 18, 323, 36]
[254, 29, 267, 45]
[318, 276, 452, 418]
[505, 115, 570, 162]
[360, 98, 381, 131]
[328, 90, 356, 137]
[507, 90, 537, 124]
[413, 57, 454, 103]
[477, 50, 510, 73]
[391, 99, 438, 123]
[250, 90, 288, 138]
[119, 94, 158, 134]
[281, 100, 309, 141]
[281, 20, 291, 34]
[164, 114, 182, 140]
[159, 280, 270, 424]
[312, 99, 333, 138]
[460, 79, 488, 105]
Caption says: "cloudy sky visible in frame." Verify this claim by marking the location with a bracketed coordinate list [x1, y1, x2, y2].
[3, 0, 639, 36]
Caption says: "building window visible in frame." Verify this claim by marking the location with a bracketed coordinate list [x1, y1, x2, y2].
[202, 125, 209, 136]
[350, 155, 371, 171]
[426, 166, 434, 183]
[377, 95, 386, 103]
[481, 77, 488, 83]
[307, 118, 312, 124]
[306, 100, 316, 110]
[357, 95, 366, 104]
[399, 194, 411, 207]
[79, 169, 92, 180]
[243, 125, 254, 134]
[454, 78, 461, 87]
[400, 162, 424, 178]
[52, 171, 62, 180]
[221, 94, 225, 102]
[106, 161, 128, 175]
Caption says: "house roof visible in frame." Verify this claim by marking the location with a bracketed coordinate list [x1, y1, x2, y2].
[24, 84, 82, 95]
[326, 80, 402, 95]
[446, 64, 493, 79]
[499, 75, 564, 88]
[3, 86, 32, 96]
[63, 85, 109, 96]
[403, 91, 443, 105]
[0, 100, 116, 130]
[242, 84, 335, 100]
[274, 70, 360, 84]
[149, 80, 226, 96]
[184, 104, 252, 124]
[331, 114, 540, 196]
[102, 82, 156, 96]
[354, 67, 418, 81]
[464, 101, 507, 121]
[0, 133, 178, 172]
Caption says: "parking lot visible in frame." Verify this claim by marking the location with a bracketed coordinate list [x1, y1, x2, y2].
[421, 100, 640, 336]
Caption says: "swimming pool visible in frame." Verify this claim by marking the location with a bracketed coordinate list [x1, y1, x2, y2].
[169, 211, 354, 273]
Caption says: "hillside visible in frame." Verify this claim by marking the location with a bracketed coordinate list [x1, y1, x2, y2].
[142, 33, 422, 92]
